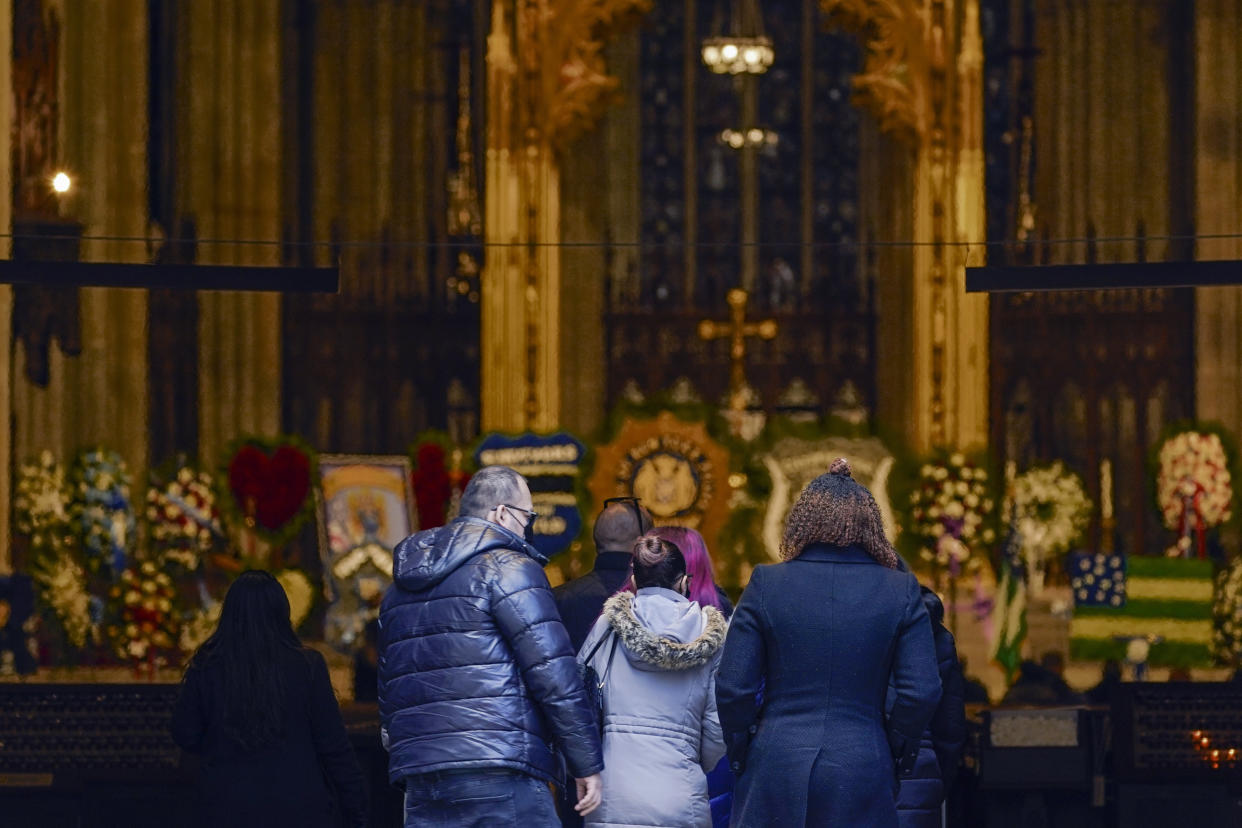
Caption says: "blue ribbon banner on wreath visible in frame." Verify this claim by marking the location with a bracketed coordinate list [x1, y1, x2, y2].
[474, 432, 586, 561]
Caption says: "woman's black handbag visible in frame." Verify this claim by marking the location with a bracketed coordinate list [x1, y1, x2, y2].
[579, 630, 619, 736]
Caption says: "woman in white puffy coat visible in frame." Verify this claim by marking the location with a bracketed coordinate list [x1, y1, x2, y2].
[578, 535, 728, 828]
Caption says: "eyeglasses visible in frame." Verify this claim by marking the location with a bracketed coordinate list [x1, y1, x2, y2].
[604, 496, 650, 533]
[501, 504, 538, 527]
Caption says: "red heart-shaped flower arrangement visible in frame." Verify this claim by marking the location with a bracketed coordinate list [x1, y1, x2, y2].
[227, 442, 312, 534]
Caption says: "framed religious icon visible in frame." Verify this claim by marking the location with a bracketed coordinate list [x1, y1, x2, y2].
[315, 454, 416, 652]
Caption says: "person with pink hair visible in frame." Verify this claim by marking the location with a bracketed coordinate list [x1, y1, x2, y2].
[651, 526, 733, 618]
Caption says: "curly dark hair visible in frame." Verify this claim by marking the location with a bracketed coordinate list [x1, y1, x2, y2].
[780, 457, 898, 567]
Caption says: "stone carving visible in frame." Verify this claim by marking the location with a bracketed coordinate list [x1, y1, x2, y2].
[520, 0, 652, 152]
[818, 0, 927, 141]
[490, 0, 651, 154]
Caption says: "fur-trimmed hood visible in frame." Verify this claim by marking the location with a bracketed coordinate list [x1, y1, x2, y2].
[601, 589, 726, 672]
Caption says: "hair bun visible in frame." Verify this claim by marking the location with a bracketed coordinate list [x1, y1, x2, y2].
[633, 535, 668, 566]
[828, 457, 852, 478]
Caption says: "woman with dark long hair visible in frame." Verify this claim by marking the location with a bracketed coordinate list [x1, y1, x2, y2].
[171, 571, 368, 827]
[715, 459, 941, 827]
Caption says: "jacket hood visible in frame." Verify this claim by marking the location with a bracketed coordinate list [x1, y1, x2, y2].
[393, 516, 545, 592]
[602, 589, 726, 672]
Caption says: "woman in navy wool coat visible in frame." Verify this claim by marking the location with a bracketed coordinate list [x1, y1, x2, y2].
[715, 459, 942, 827]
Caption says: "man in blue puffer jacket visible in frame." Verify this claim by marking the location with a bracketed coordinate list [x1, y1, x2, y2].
[379, 466, 604, 827]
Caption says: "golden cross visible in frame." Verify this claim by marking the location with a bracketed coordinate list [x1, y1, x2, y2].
[697, 288, 778, 410]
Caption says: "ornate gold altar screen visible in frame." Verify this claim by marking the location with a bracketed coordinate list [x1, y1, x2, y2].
[480, 0, 988, 452]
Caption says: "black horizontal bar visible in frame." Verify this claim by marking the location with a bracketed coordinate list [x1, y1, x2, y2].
[965, 260, 1242, 293]
[0, 260, 338, 292]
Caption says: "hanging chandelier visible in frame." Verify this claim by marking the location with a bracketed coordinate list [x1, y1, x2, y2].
[719, 128, 778, 149]
[701, 0, 774, 75]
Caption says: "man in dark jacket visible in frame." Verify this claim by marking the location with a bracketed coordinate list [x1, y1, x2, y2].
[553, 498, 653, 651]
[1001, 651, 1084, 706]
[893, 586, 967, 828]
[378, 466, 604, 827]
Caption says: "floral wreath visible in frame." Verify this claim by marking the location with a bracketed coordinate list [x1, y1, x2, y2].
[1213, 557, 1242, 666]
[147, 462, 223, 571]
[1012, 461, 1091, 570]
[69, 448, 135, 578]
[276, 569, 315, 631]
[903, 450, 996, 574]
[30, 548, 99, 650]
[1155, 424, 1235, 558]
[410, 430, 475, 530]
[14, 450, 70, 555]
[107, 562, 179, 664]
[217, 435, 318, 550]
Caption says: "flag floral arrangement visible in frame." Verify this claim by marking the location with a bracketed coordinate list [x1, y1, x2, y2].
[1012, 462, 1091, 592]
[147, 464, 222, 571]
[107, 561, 179, 665]
[905, 451, 997, 574]
[1155, 426, 1234, 559]
[1212, 558, 1242, 665]
[70, 449, 135, 579]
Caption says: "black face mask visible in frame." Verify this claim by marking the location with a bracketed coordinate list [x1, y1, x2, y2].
[523, 516, 537, 545]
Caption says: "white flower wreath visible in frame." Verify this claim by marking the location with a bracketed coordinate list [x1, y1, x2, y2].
[1156, 430, 1233, 557]
[1012, 462, 1092, 579]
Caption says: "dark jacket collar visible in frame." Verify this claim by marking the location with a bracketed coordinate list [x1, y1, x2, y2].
[593, 551, 632, 572]
[796, 543, 880, 564]
[393, 516, 544, 591]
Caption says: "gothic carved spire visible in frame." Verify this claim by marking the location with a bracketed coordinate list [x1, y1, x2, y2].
[491, 0, 651, 154]
[818, 0, 928, 142]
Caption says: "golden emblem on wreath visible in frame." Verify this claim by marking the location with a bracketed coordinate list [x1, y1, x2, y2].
[589, 412, 732, 546]
[632, 452, 699, 518]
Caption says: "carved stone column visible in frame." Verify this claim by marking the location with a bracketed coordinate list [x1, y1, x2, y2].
[951, 0, 988, 449]
[823, 0, 988, 452]
[1195, 0, 1242, 440]
[481, 0, 648, 433]
[62, 0, 150, 475]
[11, 0, 150, 490]
[559, 30, 640, 435]
[0, 1, 11, 572]
[178, 0, 283, 464]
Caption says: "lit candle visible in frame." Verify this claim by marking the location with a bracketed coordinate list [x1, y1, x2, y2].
[1100, 459, 1113, 521]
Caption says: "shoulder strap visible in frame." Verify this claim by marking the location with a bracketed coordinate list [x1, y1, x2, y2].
[582, 627, 612, 664]
[597, 633, 620, 688]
